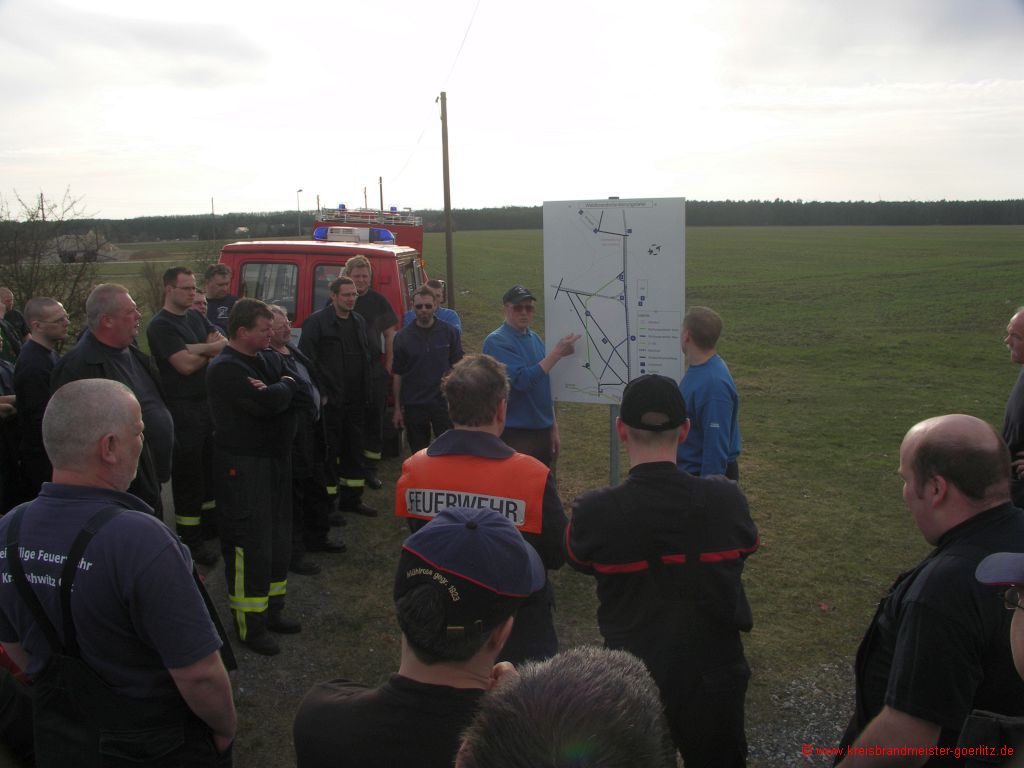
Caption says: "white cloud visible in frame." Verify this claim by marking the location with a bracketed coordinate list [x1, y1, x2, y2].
[1, 0, 1022, 217]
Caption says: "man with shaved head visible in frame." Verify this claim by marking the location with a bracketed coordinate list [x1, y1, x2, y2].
[837, 415, 1024, 767]
[13, 297, 69, 499]
[0, 379, 235, 765]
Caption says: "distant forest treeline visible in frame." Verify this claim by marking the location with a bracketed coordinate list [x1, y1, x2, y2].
[60, 199, 1024, 243]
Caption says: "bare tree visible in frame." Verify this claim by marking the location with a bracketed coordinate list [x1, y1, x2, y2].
[0, 189, 100, 332]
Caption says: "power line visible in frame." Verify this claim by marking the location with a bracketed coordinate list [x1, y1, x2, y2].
[390, 0, 482, 186]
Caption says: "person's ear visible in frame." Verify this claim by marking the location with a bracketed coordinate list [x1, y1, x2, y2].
[489, 615, 515, 652]
[615, 417, 628, 444]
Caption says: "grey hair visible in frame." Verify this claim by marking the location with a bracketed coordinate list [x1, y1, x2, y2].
[85, 284, 129, 329]
[44, 379, 139, 470]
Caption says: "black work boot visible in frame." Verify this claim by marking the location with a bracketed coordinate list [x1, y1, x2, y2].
[365, 467, 383, 490]
[239, 613, 280, 656]
[267, 606, 302, 634]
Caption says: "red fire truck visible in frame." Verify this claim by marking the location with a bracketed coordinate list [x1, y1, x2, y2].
[219, 216, 426, 331]
[312, 205, 424, 256]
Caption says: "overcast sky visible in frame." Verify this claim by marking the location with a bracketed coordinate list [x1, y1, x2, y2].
[1, 0, 1022, 219]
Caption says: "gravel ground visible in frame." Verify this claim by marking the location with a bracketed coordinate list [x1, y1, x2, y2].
[748, 663, 854, 767]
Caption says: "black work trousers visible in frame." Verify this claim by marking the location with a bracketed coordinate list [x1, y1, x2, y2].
[325, 399, 365, 509]
[168, 399, 214, 545]
[215, 452, 291, 641]
[32, 652, 225, 767]
[291, 411, 332, 554]
[402, 402, 452, 453]
[615, 632, 749, 768]
[361, 366, 387, 465]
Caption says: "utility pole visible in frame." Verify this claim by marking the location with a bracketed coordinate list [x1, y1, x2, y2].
[439, 91, 455, 310]
[379, 176, 384, 211]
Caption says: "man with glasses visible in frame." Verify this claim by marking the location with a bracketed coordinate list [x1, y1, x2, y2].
[392, 285, 463, 453]
[482, 285, 579, 466]
[13, 298, 69, 500]
[837, 414, 1024, 767]
[402, 279, 461, 332]
[147, 267, 227, 566]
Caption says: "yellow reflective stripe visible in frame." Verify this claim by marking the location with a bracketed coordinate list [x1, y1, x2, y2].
[229, 546, 268, 640]
[229, 597, 268, 612]
[233, 547, 244, 608]
[363, 450, 382, 460]
[201, 500, 217, 512]
[269, 580, 287, 597]
[326, 486, 338, 495]
[175, 515, 201, 527]
[339, 477, 365, 488]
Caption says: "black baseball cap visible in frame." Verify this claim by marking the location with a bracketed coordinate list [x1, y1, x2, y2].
[502, 285, 536, 305]
[619, 374, 688, 431]
[394, 507, 545, 647]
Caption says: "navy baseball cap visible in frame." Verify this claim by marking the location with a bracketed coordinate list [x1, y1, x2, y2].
[976, 552, 1024, 586]
[620, 374, 688, 431]
[394, 507, 545, 643]
[502, 285, 536, 305]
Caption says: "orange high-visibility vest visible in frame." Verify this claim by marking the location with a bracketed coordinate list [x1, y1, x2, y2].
[395, 451, 548, 534]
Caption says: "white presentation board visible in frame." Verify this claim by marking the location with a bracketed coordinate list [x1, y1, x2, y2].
[543, 197, 686, 405]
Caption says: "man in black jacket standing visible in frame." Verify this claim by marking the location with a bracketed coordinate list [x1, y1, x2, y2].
[836, 415, 1024, 768]
[207, 299, 300, 656]
[268, 305, 344, 573]
[51, 284, 172, 513]
[567, 374, 758, 767]
[299, 276, 376, 518]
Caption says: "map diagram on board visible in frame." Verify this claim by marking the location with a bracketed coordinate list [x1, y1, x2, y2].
[543, 198, 685, 405]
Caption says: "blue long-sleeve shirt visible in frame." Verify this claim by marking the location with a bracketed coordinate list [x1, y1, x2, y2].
[482, 322, 553, 429]
[402, 306, 461, 331]
[676, 354, 741, 477]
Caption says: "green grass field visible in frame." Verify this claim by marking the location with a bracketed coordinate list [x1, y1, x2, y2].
[427, 225, 1024, 735]
[100, 225, 1024, 765]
